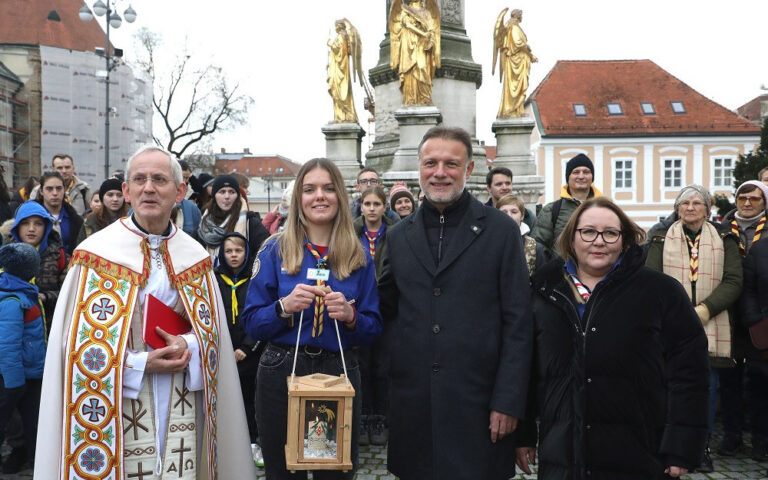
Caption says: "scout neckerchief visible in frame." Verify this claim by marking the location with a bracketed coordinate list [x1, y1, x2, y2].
[219, 274, 247, 324]
[305, 242, 329, 337]
[686, 230, 701, 282]
[731, 214, 766, 258]
[363, 223, 385, 259]
[568, 273, 592, 302]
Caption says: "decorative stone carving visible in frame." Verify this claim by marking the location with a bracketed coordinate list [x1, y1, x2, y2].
[441, 0, 462, 24]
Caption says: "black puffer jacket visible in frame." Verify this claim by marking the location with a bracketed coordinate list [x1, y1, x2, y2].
[521, 246, 709, 480]
[740, 237, 768, 374]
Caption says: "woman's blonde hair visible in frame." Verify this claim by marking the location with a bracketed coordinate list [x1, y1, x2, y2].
[277, 158, 366, 280]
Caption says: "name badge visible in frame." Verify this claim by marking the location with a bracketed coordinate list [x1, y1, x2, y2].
[307, 268, 330, 281]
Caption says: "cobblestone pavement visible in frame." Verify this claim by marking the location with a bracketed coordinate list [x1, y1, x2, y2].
[5, 430, 767, 479]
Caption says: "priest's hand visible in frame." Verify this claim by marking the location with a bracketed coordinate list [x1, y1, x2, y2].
[489, 410, 518, 443]
[146, 345, 191, 374]
[515, 447, 536, 474]
[325, 291, 355, 329]
[155, 327, 188, 359]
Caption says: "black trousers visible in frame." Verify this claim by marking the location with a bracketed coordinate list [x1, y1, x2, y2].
[256, 344, 361, 480]
[0, 376, 41, 458]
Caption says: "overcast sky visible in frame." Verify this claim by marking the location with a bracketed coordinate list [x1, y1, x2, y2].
[102, 0, 768, 163]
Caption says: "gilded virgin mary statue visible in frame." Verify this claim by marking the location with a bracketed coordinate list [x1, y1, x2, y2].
[389, 0, 441, 106]
[492, 8, 537, 118]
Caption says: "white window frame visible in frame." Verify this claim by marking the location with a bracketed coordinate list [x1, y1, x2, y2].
[661, 156, 684, 190]
[612, 157, 635, 191]
[711, 155, 735, 189]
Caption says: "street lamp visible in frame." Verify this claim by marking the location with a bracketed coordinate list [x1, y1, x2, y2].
[78, 1, 137, 181]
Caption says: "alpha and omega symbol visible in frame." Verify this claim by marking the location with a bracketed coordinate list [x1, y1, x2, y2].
[91, 298, 115, 321]
[82, 398, 106, 422]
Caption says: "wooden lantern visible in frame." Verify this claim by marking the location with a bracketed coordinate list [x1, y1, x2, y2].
[285, 373, 355, 472]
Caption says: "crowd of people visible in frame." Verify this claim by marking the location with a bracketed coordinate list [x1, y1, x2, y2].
[0, 128, 765, 479]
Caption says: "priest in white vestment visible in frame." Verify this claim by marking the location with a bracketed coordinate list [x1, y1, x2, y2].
[34, 146, 257, 480]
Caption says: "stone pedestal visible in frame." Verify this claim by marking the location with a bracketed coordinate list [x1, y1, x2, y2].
[389, 106, 441, 176]
[322, 123, 365, 180]
[492, 116, 537, 175]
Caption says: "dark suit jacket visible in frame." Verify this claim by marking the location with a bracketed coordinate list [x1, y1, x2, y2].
[379, 195, 533, 480]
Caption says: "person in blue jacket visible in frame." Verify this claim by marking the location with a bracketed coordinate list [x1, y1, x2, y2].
[0, 243, 45, 471]
[242, 158, 382, 479]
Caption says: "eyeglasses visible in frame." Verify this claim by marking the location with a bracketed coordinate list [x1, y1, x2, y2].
[357, 178, 381, 186]
[576, 228, 622, 244]
[736, 195, 764, 205]
[129, 175, 170, 186]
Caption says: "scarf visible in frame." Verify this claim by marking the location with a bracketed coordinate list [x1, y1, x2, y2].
[198, 213, 229, 247]
[731, 211, 765, 257]
[662, 220, 730, 357]
[363, 223, 385, 259]
[305, 242, 329, 338]
[568, 272, 592, 302]
[219, 274, 247, 324]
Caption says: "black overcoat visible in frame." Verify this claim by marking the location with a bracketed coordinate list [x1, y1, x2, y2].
[520, 247, 709, 480]
[379, 196, 532, 480]
[739, 238, 768, 375]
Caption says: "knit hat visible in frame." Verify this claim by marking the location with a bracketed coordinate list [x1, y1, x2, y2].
[565, 154, 594, 181]
[197, 173, 214, 189]
[735, 180, 768, 205]
[0, 243, 40, 281]
[674, 184, 712, 214]
[210, 175, 239, 197]
[99, 178, 123, 201]
[389, 182, 414, 206]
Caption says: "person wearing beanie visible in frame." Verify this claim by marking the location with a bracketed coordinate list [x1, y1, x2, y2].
[7, 201, 67, 337]
[716, 179, 768, 461]
[84, 178, 129, 236]
[532, 153, 602, 253]
[0, 242, 46, 473]
[198, 174, 269, 264]
[389, 182, 415, 219]
[191, 172, 214, 211]
[646, 184, 742, 473]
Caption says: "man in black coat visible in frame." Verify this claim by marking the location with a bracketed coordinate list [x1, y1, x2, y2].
[379, 126, 532, 480]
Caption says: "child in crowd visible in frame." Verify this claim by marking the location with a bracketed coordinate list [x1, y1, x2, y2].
[496, 194, 548, 275]
[353, 186, 395, 445]
[0, 243, 45, 473]
[213, 232, 264, 466]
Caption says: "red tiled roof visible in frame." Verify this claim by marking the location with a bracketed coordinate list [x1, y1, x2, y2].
[215, 155, 301, 177]
[528, 60, 759, 137]
[0, 0, 111, 53]
[737, 94, 768, 124]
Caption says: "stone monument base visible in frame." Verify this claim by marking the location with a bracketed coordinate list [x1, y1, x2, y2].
[389, 105, 442, 177]
[492, 116, 537, 176]
[322, 122, 365, 181]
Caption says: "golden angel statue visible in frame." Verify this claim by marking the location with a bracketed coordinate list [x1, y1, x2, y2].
[327, 18, 374, 123]
[492, 8, 538, 118]
[389, 0, 441, 106]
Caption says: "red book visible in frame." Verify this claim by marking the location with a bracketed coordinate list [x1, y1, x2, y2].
[142, 294, 190, 350]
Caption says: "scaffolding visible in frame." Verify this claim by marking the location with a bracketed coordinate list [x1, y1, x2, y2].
[0, 82, 30, 188]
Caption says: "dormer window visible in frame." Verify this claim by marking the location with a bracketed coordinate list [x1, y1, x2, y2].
[641, 102, 656, 115]
[573, 104, 587, 117]
[606, 103, 623, 115]
[670, 101, 686, 114]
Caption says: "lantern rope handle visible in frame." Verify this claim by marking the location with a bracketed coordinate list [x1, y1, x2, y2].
[289, 302, 351, 386]
[290, 310, 304, 385]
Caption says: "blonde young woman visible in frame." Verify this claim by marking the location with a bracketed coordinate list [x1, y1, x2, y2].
[241, 158, 382, 479]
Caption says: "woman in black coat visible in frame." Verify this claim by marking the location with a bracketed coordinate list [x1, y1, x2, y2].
[518, 197, 709, 480]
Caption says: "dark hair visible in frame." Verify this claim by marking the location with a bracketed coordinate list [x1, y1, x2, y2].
[51, 153, 73, 165]
[0, 171, 9, 203]
[356, 167, 379, 181]
[486, 166, 513, 187]
[557, 197, 646, 262]
[22, 176, 39, 196]
[361, 185, 386, 205]
[92, 197, 129, 229]
[36, 171, 64, 201]
[418, 126, 473, 164]
[178, 160, 191, 172]
[739, 183, 759, 195]
[203, 187, 243, 234]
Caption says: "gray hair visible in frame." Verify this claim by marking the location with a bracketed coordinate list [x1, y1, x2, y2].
[674, 184, 712, 214]
[125, 145, 183, 186]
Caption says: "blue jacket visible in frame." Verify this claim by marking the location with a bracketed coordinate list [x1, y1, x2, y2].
[241, 238, 382, 350]
[0, 272, 46, 388]
[177, 199, 202, 238]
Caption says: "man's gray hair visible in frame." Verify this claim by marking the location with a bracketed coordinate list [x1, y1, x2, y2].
[674, 184, 712, 214]
[125, 145, 183, 185]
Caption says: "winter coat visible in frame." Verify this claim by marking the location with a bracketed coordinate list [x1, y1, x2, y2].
[350, 197, 400, 224]
[8, 201, 68, 333]
[65, 175, 90, 216]
[532, 185, 601, 253]
[739, 237, 768, 374]
[378, 195, 532, 480]
[262, 210, 286, 234]
[353, 214, 396, 280]
[214, 232, 261, 376]
[522, 246, 709, 479]
[37, 200, 86, 255]
[0, 272, 46, 388]
[645, 221, 742, 366]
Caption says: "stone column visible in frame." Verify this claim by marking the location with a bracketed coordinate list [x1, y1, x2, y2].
[322, 123, 365, 181]
[492, 116, 544, 205]
[389, 106, 442, 176]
